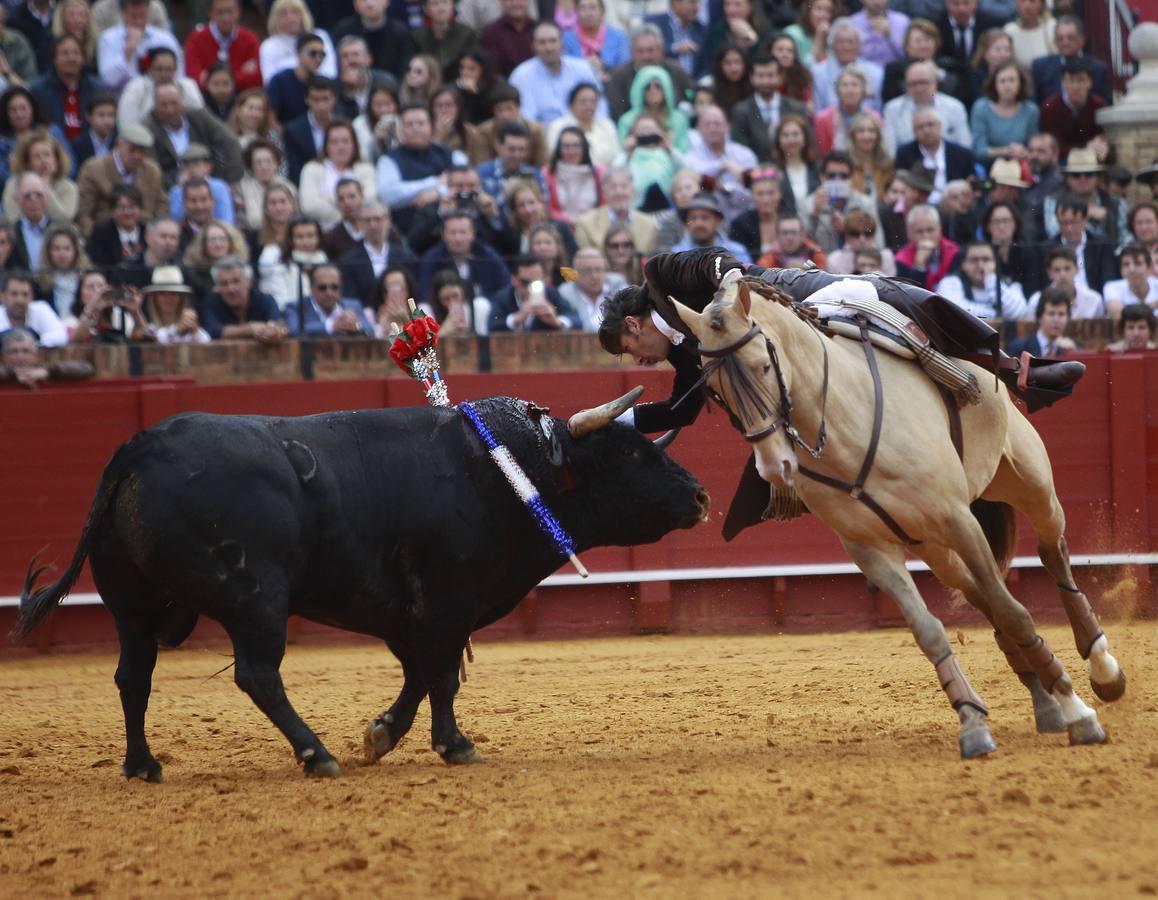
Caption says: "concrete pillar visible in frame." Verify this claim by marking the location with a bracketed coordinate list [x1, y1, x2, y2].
[1098, 23, 1158, 207]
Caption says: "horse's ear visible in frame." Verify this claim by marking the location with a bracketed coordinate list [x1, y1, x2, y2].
[738, 281, 752, 316]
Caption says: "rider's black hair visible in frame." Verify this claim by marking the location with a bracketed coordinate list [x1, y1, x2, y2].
[598, 284, 652, 354]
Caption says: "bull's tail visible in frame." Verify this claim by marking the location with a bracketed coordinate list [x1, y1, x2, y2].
[11, 438, 140, 641]
[970, 499, 1017, 578]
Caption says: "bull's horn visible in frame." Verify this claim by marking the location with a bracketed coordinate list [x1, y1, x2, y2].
[567, 386, 645, 437]
[653, 428, 680, 449]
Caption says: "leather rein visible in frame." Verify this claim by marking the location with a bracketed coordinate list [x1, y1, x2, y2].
[698, 310, 922, 546]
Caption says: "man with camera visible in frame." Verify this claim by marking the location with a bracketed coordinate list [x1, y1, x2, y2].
[800, 150, 882, 253]
[407, 166, 504, 256]
[72, 283, 153, 344]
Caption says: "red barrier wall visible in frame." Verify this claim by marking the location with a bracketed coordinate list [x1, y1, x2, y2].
[2, 356, 1155, 651]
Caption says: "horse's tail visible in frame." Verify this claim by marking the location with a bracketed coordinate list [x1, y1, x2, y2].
[11, 436, 141, 641]
[970, 499, 1017, 577]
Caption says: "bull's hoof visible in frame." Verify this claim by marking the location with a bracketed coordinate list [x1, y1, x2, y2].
[959, 725, 997, 760]
[122, 759, 163, 783]
[364, 714, 400, 763]
[439, 744, 486, 765]
[1067, 715, 1107, 746]
[301, 747, 341, 777]
[1091, 670, 1127, 703]
[1033, 699, 1067, 734]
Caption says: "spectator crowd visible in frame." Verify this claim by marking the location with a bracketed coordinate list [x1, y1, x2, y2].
[0, 0, 1157, 363]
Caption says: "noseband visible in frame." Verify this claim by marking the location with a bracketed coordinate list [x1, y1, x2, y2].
[698, 320, 829, 458]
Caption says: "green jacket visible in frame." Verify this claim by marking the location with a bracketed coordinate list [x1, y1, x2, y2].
[616, 65, 690, 152]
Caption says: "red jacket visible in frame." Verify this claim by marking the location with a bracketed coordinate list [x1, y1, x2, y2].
[184, 25, 262, 92]
[895, 236, 958, 290]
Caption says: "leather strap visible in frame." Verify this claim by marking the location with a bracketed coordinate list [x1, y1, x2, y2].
[1020, 635, 1065, 694]
[1058, 586, 1105, 659]
[935, 652, 989, 715]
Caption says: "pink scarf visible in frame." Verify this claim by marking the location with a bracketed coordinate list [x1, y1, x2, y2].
[576, 22, 607, 58]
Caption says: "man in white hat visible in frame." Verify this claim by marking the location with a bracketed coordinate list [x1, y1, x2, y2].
[75, 123, 165, 236]
[1043, 147, 1128, 246]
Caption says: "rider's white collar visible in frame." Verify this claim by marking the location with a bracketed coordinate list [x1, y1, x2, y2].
[652, 310, 685, 345]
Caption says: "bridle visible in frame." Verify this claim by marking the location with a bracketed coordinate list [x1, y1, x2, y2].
[696, 318, 829, 459]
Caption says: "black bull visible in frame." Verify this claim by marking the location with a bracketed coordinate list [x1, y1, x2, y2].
[14, 397, 708, 779]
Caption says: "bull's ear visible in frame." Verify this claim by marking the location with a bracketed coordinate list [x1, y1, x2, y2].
[738, 281, 752, 316]
[669, 296, 702, 334]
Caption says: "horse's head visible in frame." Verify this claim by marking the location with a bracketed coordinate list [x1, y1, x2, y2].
[671, 278, 800, 489]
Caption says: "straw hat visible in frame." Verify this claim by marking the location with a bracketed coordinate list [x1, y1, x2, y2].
[1062, 147, 1104, 175]
[143, 265, 194, 295]
[989, 158, 1029, 189]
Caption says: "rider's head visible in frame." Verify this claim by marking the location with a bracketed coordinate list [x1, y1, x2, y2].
[599, 284, 671, 365]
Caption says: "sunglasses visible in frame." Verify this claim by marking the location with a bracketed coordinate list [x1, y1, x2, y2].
[607, 240, 635, 249]
[845, 229, 875, 238]
[314, 283, 341, 292]
[825, 171, 851, 180]
[306, 49, 326, 59]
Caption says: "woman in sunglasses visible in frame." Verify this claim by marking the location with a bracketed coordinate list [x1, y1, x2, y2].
[825, 208, 896, 274]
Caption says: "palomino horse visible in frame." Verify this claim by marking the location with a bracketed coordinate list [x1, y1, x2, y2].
[671, 277, 1125, 758]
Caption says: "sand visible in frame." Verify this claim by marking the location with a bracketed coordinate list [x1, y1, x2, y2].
[2, 623, 1157, 899]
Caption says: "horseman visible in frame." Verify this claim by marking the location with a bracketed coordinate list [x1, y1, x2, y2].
[591, 244, 1086, 536]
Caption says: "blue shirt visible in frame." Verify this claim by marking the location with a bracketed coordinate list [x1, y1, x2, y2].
[671, 232, 752, 264]
[199, 288, 284, 339]
[475, 158, 545, 207]
[508, 56, 605, 125]
[20, 216, 49, 272]
[169, 177, 236, 225]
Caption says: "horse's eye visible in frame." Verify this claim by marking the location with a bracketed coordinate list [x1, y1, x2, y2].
[763, 362, 772, 374]
[709, 319, 722, 331]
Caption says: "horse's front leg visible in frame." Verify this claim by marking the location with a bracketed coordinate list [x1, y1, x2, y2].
[841, 539, 995, 759]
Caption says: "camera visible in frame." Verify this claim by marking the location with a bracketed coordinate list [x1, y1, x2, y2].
[102, 287, 131, 307]
[455, 190, 479, 208]
[636, 133, 662, 147]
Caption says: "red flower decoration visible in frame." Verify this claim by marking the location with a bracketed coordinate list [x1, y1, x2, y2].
[388, 313, 441, 374]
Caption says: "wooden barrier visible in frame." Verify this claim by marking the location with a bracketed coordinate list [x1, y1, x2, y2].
[2, 353, 1155, 652]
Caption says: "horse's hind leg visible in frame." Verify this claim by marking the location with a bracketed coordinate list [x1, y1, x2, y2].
[985, 417, 1126, 702]
[841, 540, 995, 759]
[114, 617, 162, 782]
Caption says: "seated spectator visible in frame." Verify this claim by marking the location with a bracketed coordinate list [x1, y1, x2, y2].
[9, 173, 55, 272]
[810, 19, 884, 114]
[1106, 304, 1158, 353]
[2, 130, 76, 223]
[453, 48, 499, 127]
[201, 63, 238, 122]
[412, 0, 476, 80]
[1047, 192, 1120, 295]
[782, 0, 830, 67]
[400, 55, 442, 108]
[558, 246, 625, 331]
[427, 269, 476, 336]
[826, 209, 897, 275]
[881, 17, 969, 106]
[1129, 202, 1158, 258]
[331, 0, 416, 82]
[254, 182, 299, 259]
[603, 222, 643, 283]
[0, 268, 66, 345]
[283, 77, 340, 184]
[184, 0, 261, 93]
[684, 104, 755, 223]
[117, 216, 182, 289]
[0, 87, 71, 191]
[1008, 287, 1077, 357]
[488, 255, 580, 331]
[29, 35, 103, 143]
[142, 265, 210, 344]
[982, 201, 1038, 297]
[938, 239, 1030, 320]
[116, 47, 204, 133]
[1004, 0, 1055, 71]
[199, 256, 288, 342]
[771, 113, 819, 215]
[183, 218, 248, 298]
[300, 121, 377, 229]
[574, 167, 659, 254]
[430, 86, 474, 158]
[800, 150, 881, 253]
[613, 114, 685, 213]
[60, 268, 103, 338]
[285, 262, 374, 336]
[1030, 16, 1111, 106]
[1027, 246, 1104, 320]
[653, 167, 704, 250]
[971, 60, 1039, 165]
[96, 0, 182, 93]
[528, 222, 571, 287]
[467, 83, 549, 167]
[699, 0, 768, 75]
[543, 126, 605, 225]
[168, 143, 236, 226]
[756, 213, 824, 268]
[0, 7, 37, 90]
[91, 0, 169, 32]
[617, 65, 689, 153]
[894, 202, 958, 289]
[336, 200, 418, 302]
[564, 0, 630, 84]
[851, 0, 910, 68]
[416, 209, 509, 303]
[937, 179, 978, 246]
[69, 271, 153, 343]
[376, 103, 464, 231]
[702, 45, 751, 121]
[237, 140, 295, 233]
[605, 23, 694, 123]
[672, 191, 751, 261]
[498, 178, 579, 261]
[727, 53, 806, 165]
[34, 224, 86, 320]
[267, 33, 330, 126]
[1103, 244, 1158, 317]
[966, 29, 1015, 107]
[847, 112, 894, 201]
[882, 60, 971, 155]
[373, 267, 423, 336]
[258, 215, 328, 310]
[146, 83, 245, 192]
[176, 177, 221, 254]
[353, 83, 401, 164]
[878, 165, 930, 249]
[0, 325, 92, 386]
[510, 22, 603, 127]
[320, 177, 366, 260]
[476, 120, 545, 210]
[1039, 57, 1106, 162]
[815, 66, 882, 158]
[86, 183, 147, 273]
[1043, 149, 1128, 247]
[729, 166, 782, 262]
[768, 33, 814, 111]
[72, 94, 118, 172]
[261, 0, 338, 85]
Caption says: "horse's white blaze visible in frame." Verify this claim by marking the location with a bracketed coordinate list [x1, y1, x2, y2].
[1087, 635, 1121, 685]
[1054, 686, 1097, 725]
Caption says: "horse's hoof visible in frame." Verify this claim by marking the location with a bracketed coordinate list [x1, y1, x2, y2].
[959, 726, 997, 760]
[1033, 701, 1067, 734]
[301, 747, 341, 777]
[441, 745, 486, 765]
[364, 714, 399, 763]
[122, 761, 163, 783]
[1091, 670, 1127, 703]
[1067, 715, 1106, 746]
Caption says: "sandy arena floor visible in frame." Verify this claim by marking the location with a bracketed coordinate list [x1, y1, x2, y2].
[2, 622, 1157, 899]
